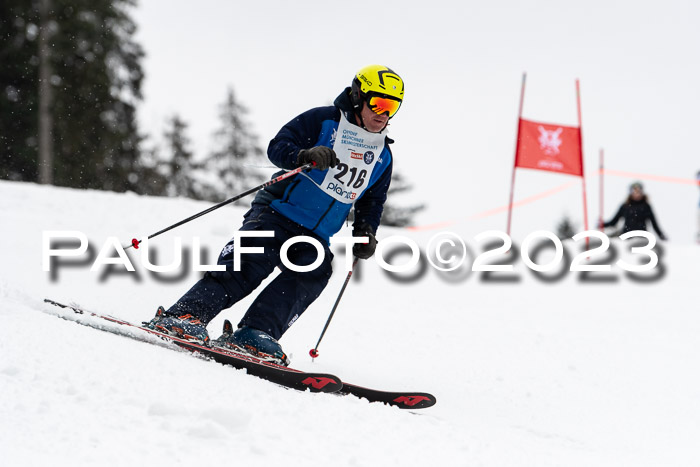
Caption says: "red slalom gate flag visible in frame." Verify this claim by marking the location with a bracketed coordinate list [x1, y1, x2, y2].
[515, 118, 583, 177]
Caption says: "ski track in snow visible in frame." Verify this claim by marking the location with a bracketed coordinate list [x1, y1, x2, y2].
[1, 179, 699, 466]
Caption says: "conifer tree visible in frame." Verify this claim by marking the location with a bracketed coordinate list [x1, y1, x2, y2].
[0, 0, 144, 191]
[201, 87, 266, 200]
[378, 172, 426, 227]
[162, 114, 204, 199]
[556, 214, 577, 239]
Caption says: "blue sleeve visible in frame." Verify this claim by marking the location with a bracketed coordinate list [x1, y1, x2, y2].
[267, 106, 337, 170]
[353, 154, 393, 232]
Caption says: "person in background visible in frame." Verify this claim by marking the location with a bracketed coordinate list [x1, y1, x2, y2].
[601, 181, 667, 240]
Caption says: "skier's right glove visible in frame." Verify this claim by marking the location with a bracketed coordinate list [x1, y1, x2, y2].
[297, 146, 339, 171]
[352, 224, 377, 260]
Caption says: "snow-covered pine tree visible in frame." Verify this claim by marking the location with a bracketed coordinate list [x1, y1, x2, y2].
[200, 87, 266, 201]
[162, 114, 206, 199]
[555, 214, 577, 239]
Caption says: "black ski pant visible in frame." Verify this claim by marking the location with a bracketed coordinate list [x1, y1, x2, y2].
[166, 205, 333, 340]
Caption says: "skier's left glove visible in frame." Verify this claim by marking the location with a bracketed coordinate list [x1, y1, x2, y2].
[297, 146, 339, 171]
[352, 224, 377, 260]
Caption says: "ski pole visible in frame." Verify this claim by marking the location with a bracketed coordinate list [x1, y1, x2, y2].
[310, 257, 359, 360]
[125, 162, 315, 250]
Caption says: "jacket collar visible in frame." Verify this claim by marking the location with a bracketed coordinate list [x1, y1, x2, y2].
[334, 87, 355, 113]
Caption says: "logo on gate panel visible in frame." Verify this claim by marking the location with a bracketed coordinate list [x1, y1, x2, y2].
[537, 126, 563, 156]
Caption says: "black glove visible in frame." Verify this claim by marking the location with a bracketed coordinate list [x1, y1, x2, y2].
[352, 224, 377, 260]
[297, 146, 339, 171]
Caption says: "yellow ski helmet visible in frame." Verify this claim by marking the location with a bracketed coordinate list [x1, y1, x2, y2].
[351, 65, 404, 118]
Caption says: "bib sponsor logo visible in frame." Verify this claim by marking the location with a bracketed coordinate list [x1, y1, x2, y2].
[326, 182, 357, 200]
[364, 151, 375, 164]
[350, 151, 363, 160]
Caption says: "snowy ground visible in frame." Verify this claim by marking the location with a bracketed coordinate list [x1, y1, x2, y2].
[1, 179, 699, 466]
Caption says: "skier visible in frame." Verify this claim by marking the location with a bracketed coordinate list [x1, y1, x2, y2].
[601, 181, 667, 240]
[145, 65, 405, 365]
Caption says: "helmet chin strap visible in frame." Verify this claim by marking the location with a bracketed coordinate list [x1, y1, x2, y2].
[354, 111, 369, 131]
[354, 110, 388, 133]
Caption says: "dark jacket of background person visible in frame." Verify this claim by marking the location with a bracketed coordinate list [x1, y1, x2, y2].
[604, 192, 666, 240]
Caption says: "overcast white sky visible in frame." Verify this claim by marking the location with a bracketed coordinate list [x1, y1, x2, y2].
[131, 0, 700, 242]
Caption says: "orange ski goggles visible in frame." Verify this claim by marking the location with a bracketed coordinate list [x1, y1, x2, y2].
[367, 95, 402, 118]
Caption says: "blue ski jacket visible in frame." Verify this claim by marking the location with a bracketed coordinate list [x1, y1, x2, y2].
[251, 88, 394, 243]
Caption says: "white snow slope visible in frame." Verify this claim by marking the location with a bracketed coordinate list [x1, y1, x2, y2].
[1, 179, 699, 467]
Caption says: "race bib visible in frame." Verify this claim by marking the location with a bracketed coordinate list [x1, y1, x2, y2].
[317, 113, 386, 204]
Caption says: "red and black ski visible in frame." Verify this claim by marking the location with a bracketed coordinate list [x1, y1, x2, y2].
[42, 299, 342, 394]
[339, 383, 437, 410]
[42, 299, 437, 409]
